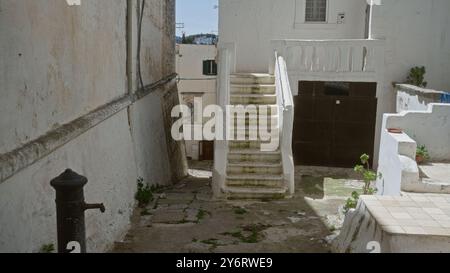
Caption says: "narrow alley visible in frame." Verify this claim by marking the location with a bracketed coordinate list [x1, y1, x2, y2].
[113, 161, 364, 253]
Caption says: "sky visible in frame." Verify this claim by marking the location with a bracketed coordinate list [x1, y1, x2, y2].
[176, 0, 219, 36]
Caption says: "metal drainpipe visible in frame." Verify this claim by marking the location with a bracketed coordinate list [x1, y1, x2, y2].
[368, 0, 374, 40]
[127, 0, 134, 94]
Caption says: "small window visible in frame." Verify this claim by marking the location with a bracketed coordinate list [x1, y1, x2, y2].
[203, 60, 217, 76]
[305, 0, 327, 22]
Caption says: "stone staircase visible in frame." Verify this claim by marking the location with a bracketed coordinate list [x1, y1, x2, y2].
[222, 73, 287, 200]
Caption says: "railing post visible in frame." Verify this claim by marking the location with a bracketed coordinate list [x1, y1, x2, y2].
[50, 169, 105, 253]
[270, 40, 285, 74]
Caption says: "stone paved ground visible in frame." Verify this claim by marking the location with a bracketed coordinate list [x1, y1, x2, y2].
[112, 162, 364, 253]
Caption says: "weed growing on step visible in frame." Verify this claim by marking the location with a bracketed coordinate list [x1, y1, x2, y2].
[200, 238, 225, 250]
[344, 154, 382, 213]
[39, 244, 55, 253]
[196, 209, 210, 223]
[135, 177, 153, 208]
[140, 208, 152, 216]
[201, 238, 219, 245]
[222, 224, 270, 244]
[135, 177, 168, 208]
[233, 207, 248, 215]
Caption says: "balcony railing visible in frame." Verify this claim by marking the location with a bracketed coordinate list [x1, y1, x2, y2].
[270, 39, 385, 91]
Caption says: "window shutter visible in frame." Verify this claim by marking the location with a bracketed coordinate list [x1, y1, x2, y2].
[212, 61, 217, 75]
[203, 60, 210, 75]
[202, 60, 217, 76]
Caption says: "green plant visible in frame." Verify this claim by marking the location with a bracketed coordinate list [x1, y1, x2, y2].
[141, 208, 152, 216]
[196, 209, 210, 223]
[39, 244, 55, 253]
[344, 191, 360, 213]
[221, 224, 270, 244]
[406, 66, 427, 88]
[233, 207, 248, 215]
[354, 154, 380, 195]
[416, 145, 430, 163]
[344, 154, 381, 213]
[135, 177, 154, 208]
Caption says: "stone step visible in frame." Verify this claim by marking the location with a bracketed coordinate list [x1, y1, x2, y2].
[413, 179, 450, 194]
[229, 140, 280, 150]
[230, 115, 279, 126]
[229, 127, 280, 136]
[230, 73, 275, 85]
[228, 144, 281, 151]
[228, 107, 279, 117]
[228, 151, 281, 164]
[226, 173, 284, 188]
[223, 186, 286, 200]
[227, 162, 283, 175]
[230, 94, 277, 105]
[231, 84, 276, 95]
[227, 131, 280, 143]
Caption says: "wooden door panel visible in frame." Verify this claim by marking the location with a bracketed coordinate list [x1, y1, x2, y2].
[294, 142, 332, 166]
[201, 141, 214, 161]
[294, 81, 378, 168]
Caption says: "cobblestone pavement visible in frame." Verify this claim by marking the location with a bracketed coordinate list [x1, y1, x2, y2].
[112, 161, 364, 253]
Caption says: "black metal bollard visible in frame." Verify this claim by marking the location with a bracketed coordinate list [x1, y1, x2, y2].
[50, 169, 105, 253]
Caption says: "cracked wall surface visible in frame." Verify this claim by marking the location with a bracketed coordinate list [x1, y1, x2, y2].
[0, 0, 185, 252]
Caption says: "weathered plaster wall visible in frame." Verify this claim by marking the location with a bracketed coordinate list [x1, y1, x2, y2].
[376, 131, 417, 196]
[334, 198, 450, 253]
[0, 111, 137, 252]
[176, 44, 218, 160]
[130, 0, 186, 184]
[176, 44, 217, 105]
[0, 0, 127, 155]
[377, 104, 450, 196]
[396, 84, 447, 113]
[219, 0, 368, 72]
[371, 0, 450, 118]
[384, 104, 450, 161]
[0, 0, 185, 252]
[333, 202, 391, 253]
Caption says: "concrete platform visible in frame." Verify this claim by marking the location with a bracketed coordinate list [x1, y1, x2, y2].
[420, 162, 450, 184]
[334, 194, 450, 253]
[112, 162, 363, 253]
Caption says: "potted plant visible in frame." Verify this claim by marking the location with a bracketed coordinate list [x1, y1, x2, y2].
[416, 145, 430, 164]
[406, 66, 428, 88]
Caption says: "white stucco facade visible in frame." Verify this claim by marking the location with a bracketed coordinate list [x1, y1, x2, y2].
[218, 0, 450, 167]
[219, 0, 368, 73]
[377, 103, 450, 196]
[176, 44, 217, 160]
[370, 0, 450, 130]
[0, 0, 187, 253]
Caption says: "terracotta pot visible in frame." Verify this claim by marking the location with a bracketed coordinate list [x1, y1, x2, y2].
[416, 155, 424, 164]
[388, 128, 403, 134]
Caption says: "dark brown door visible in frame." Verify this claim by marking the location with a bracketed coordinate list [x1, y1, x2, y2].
[293, 81, 377, 168]
[200, 141, 214, 161]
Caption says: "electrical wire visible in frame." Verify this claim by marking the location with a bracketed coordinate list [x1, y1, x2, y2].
[137, 0, 146, 90]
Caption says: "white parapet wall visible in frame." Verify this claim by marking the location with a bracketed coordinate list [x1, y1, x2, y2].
[377, 104, 450, 196]
[396, 84, 447, 113]
[334, 195, 450, 253]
